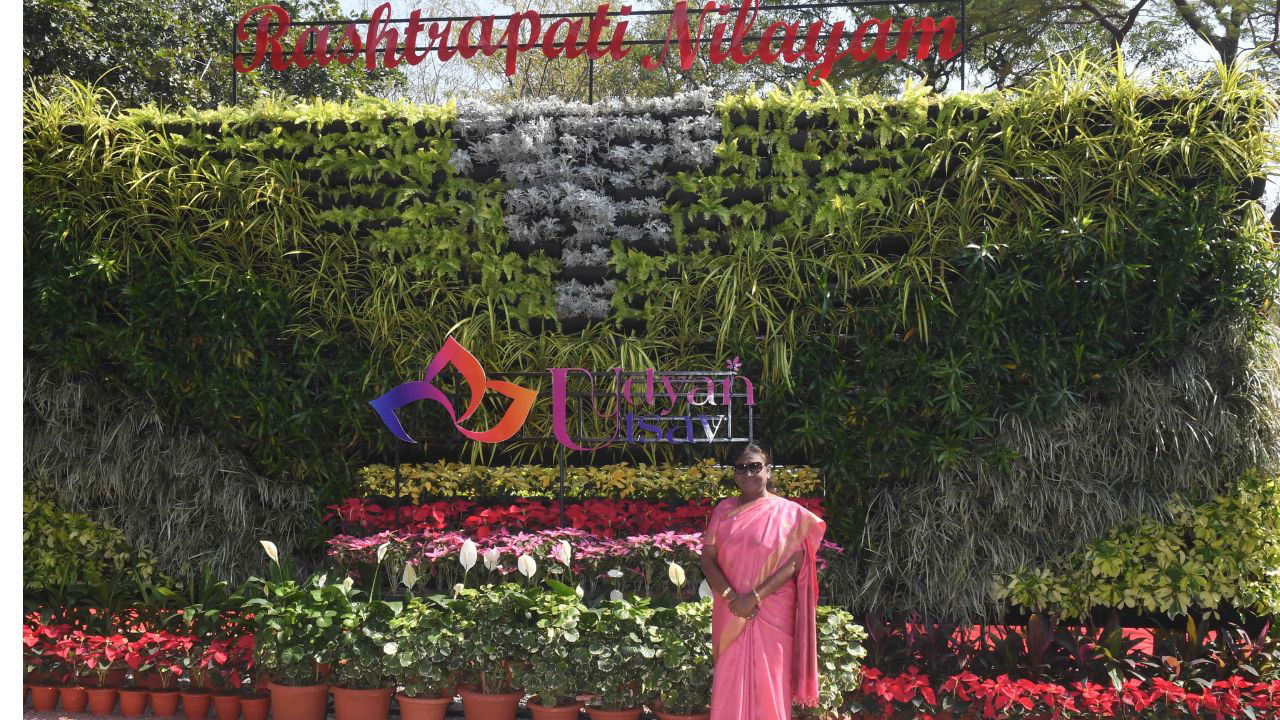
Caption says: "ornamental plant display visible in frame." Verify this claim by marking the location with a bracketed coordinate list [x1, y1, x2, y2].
[134, 631, 194, 690]
[796, 607, 870, 720]
[23, 60, 1280, 624]
[854, 669, 1280, 719]
[82, 633, 130, 687]
[582, 596, 661, 710]
[649, 599, 714, 715]
[327, 496, 824, 538]
[22, 491, 159, 611]
[356, 460, 821, 503]
[997, 470, 1280, 619]
[24, 620, 71, 684]
[449, 92, 719, 326]
[49, 629, 91, 686]
[329, 527, 843, 598]
[331, 597, 397, 690]
[511, 581, 589, 708]
[203, 635, 255, 693]
[244, 576, 348, 686]
[386, 597, 466, 698]
[451, 583, 537, 694]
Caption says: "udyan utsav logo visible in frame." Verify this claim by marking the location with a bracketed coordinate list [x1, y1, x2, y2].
[370, 338, 755, 450]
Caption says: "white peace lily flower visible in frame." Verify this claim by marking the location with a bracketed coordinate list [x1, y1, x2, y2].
[376, 542, 390, 564]
[453, 583, 464, 596]
[259, 540, 279, 564]
[554, 540, 572, 566]
[483, 548, 501, 571]
[517, 554, 537, 578]
[698, 580, 712, 600]
[606, 568, 624, 579]
[609, 590, 623, 601]
[342, 577, 354, 593]
[668, 562, 686, 587]
[401, 563, 418, 588]
[459, 540, 478, 571]
[383, 642, 399, 655]
[575, 585, 585, 599]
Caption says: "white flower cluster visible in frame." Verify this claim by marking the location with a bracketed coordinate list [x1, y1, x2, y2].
[450, 92, 720, 322]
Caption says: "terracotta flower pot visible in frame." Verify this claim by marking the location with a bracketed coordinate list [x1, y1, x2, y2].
[267, 681, 330, 720]
[152, 689, 182, 717]
[212, 693, 241, 720]
[87, 686, 119, 715]
[239, 693, 270, 720]
[459, 687, 524, 720]
[119, 688, 150, 717]
[528, 696, 584, 720]
[30, 684, 59, 711]
[60, 685, 89, 713]
[586, 707, 643, 720]
[333, 685, 394, 720]
[396, 692, 452, 720]
[183, 690, 213, 719]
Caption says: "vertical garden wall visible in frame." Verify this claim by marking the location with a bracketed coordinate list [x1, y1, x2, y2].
[23, 60, 1280, 619]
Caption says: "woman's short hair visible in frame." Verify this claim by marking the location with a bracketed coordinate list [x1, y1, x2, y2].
[734, 442, 772, 465]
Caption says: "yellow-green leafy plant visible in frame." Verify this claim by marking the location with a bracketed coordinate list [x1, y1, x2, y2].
[357, 459, 822, 501]
[23, 491, 158, 608]
[995, 470, 1280, 617]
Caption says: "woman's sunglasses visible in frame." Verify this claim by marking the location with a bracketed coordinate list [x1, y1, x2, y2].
[732, 461, 765, 475]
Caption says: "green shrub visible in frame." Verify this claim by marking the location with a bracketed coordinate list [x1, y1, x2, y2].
[386, 597, 465, 698]
[22, 490, 157, 609]
[996, 470, 1280, 617]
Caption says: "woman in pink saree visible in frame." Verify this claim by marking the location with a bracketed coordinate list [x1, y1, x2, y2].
[700, 443, 826, 720]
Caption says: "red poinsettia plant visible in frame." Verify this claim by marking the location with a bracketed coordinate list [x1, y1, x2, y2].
[81, 633, 130, 687]
[49, 630, 94, 686]
[202, 635, 256, 693]
[131, 631, 195, 691]
[856, 667, 1280, 719]
[23, 620, 73, 684]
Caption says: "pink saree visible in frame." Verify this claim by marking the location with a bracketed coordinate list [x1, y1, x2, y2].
[703, 494, 826, 720]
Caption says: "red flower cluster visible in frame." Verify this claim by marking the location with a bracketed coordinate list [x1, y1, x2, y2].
[859, 667, 1280, 719]
[202, 635, 256, 691]
[326, 496, 825, 538]
[23, 618, 255, 691]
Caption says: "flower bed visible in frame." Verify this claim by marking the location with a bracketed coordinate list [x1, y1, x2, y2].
[325, 496, 824, 537]
[326, 526, 844, 597]
[856, 669, 1280, 718]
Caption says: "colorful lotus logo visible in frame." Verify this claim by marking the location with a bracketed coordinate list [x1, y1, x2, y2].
[369, 337, 537, 444]
[371, 338, 754, 450]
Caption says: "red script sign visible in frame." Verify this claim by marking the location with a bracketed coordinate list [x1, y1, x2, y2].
[234, 0, 963, 86]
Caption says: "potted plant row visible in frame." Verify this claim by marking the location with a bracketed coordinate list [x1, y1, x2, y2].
[33, 577, 863, 720]
[23, 625, 268, 720]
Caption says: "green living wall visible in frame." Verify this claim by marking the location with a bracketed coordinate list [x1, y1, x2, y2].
[23, 59, 1280, 617]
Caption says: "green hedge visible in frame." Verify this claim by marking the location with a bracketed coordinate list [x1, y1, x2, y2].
[23, 60, 1280, 616]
